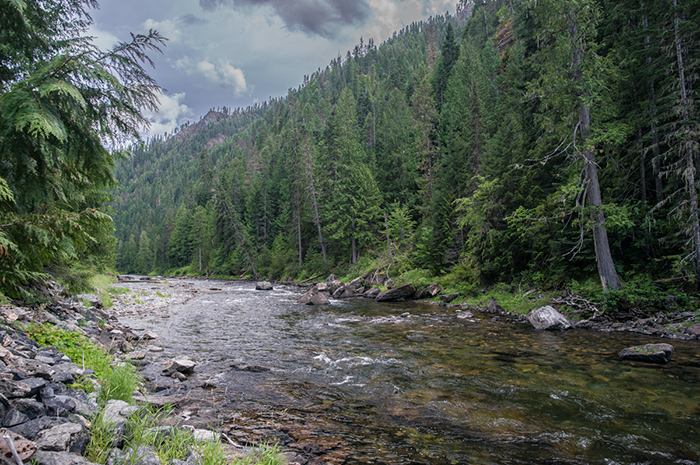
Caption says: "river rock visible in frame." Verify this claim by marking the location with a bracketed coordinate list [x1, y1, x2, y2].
[685, 324, 700, 337]
[528, 306, 571, 330]
[75, 294, 103, 309]
[34, 450, 100, 465]
[362, 288, 381, 299]
[376, 284, 416, 302]
[0, 427, 37, 463]
[487, 297, 504, 314]
[440, 293, 459, 303]
[298, 289, 330, 305]
[619, 343, 674, 363]
[0, 375, 31, 398]
[35, 423, 84, 451]
[163, 359, 196, 376]
[255, 281, 273, 291]
[315, 282, 329, 293]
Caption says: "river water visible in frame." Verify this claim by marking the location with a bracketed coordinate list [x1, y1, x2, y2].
[118, 280, 700, 465]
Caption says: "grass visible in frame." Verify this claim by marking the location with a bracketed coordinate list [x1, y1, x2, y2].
[87, 406, 286, 465]
[26, 323, 113, 379]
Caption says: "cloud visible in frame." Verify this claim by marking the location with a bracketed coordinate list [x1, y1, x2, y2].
[143, 92, 193, 137]
[175, 57, 248, 94]
[87, 25, 120, 50]
[199, 0, 371, 38]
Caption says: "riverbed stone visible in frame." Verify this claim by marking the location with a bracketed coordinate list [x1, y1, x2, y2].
[376, 284, 416, 302]
[528, 306, 571, 330]
[0, 427, 37, 463]
[35, 422, 84, 451]
[685, 324, 700, 337]
[298, 289, 330, 305]
[440, 293, 459, 303]
[34, 450, 100, 465]
[619, 343, 674, 363]
[164, 359, 196, 376]
[255, 281, 273, 291]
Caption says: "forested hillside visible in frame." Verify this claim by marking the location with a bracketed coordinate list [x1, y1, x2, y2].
[113, 0, 700, 294]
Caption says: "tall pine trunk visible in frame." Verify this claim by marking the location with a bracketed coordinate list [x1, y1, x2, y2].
[672, 0, 700, 279]
[571, 10, 622, 291]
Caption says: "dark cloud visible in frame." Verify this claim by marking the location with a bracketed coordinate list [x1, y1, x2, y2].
[199, 0, 370, 38]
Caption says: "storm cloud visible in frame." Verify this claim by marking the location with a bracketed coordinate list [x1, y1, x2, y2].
[199, 0, 371, 38]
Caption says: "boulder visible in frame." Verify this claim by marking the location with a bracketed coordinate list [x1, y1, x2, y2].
[34, 451, 100, 465]
[35, 423, 83, 452]
[528, 306, 571, 330]
[9, 417, 69, 441]
[332, 286, 361, 299]
[0, 428, 37, 464]
[685, 324, 700, 337]
[75, 294, 103, 309]
[619, 343, 674, 363]
[255, 281, 273, 291]
[376, 284, 416, 302]
[315, 282, 329, 293]
[298, 290, 330, 306]
[327, 280, 342, 295]
[362, 288, 381, 299]
[163, 359, 196, 376]
[0, 376, 31, 399]
[487, 297, 504, 314]
[439, 293, 459, 303]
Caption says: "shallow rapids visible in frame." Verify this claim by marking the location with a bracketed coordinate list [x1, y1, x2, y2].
[117, 279, 700, 465]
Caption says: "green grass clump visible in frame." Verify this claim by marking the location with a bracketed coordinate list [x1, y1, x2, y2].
[100, 364, 139, 404]
[26, 323, 113, 379]
[86, 406, 286, 465]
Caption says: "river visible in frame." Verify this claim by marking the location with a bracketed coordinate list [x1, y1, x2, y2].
[116, 279, 700, 465]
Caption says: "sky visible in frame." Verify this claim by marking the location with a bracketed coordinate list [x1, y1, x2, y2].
[89, 0, 456, 138]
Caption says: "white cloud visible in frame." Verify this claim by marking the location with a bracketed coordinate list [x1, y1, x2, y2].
[87, 25, 120, 50]
[143, 18, 183, 42]
[176, 57, 248, 94]
[143, 92, 193, 137]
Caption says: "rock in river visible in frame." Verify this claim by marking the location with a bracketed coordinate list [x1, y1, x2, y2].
[619, 343, 674, 363]
[528, 306, 571, 330]
[376, 284, 416, 302]
[255, 281, 273, 291]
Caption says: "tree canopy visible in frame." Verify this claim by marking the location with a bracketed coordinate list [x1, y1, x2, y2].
[0, 0, 164, 298]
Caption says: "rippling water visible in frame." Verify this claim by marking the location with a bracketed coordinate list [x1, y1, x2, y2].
[119, 280, 700, 465]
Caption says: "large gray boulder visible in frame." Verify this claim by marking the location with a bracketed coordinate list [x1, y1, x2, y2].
[255, 281, 273, 291]
[35, 423, 84, 452]
[376, 284, 416, 302]
[619, 343, 674, 363]
[528, 306, 571, 330]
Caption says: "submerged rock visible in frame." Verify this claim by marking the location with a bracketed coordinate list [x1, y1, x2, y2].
[528, 306, 571, 330]
[619, 343, 674, 363]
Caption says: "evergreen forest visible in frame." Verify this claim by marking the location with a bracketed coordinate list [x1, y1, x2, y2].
[113, 0, 700, 300]
[5, 0, 700, 306]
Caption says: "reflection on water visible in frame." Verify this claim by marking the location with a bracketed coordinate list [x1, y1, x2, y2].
[120, 281, 700, 465]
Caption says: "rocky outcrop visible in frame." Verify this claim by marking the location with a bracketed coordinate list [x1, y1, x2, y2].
[528, 306, 571, 330]
[376, 284, 416, 302]
[619, 343, 674, 363]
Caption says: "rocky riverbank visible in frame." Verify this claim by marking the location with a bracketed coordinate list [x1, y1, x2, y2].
[0, 279, 279, 465]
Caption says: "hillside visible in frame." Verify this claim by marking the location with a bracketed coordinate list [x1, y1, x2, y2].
[112, 0, 700, 297]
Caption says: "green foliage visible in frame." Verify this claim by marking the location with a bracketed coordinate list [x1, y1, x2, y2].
[110, 0, 700, 298]
[26, 323, 112, 379]
[99, 364, 139, 404]
[87, 405, 285, 465]
[0, 0, 164, 298]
